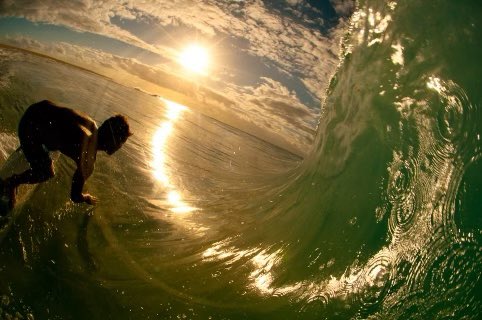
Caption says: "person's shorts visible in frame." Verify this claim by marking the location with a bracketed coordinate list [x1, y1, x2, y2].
[21, 142, 52, 173]
[18, 116, 53, 174]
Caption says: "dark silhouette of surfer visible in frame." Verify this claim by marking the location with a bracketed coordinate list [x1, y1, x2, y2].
[0, 100, 132, 211]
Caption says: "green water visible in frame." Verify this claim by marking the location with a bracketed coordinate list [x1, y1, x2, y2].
[0, 0, 481, 319]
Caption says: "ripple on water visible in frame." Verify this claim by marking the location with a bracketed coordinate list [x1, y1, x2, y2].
[426, 80, 481, 239]
[387, 153, 422, 238]
[380, 76, 481, 318]
[352, 251, 394, 317]
[432, 78, 480, 161]
[429, 163, 464, 239]
[454, 155, 482, 239]
[395, 238, 482, 318]
[423, 241, 480, 293]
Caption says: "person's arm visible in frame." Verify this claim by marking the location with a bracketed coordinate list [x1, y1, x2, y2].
[70, 122, 98, 205]
[71, 169, 96, 205]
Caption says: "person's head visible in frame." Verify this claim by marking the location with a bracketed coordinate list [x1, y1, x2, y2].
[97, 115, 132, 155]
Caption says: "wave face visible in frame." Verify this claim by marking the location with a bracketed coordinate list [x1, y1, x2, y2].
[0, 0, 481, 319]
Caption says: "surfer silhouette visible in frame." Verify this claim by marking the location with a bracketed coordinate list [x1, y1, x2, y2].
[0, 100, 132, 210]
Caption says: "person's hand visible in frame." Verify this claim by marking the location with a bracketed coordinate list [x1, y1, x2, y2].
[82, 193, 97, 205]
[72, 193, 97, 205]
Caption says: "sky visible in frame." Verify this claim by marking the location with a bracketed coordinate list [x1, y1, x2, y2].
[0, 0, 355, 154]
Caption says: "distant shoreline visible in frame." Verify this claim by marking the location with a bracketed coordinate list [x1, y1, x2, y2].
[0, 43, 115, 82]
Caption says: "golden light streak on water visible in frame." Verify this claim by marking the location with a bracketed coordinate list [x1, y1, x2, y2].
[151, 98, 197, 214]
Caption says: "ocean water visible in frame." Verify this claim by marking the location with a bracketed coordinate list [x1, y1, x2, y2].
[0, 0, 481, 319]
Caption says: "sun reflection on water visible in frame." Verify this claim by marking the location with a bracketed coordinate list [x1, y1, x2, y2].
[151, 98, 197, 213]
[202, 241, 301, 296]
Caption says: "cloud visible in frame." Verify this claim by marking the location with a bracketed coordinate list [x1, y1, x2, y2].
[0, 0, 171, 58]
[222, 77, 318, 145]
[0, 0, 343, 100]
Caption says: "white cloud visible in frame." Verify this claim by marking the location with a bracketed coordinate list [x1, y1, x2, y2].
[0, 0, 171, 57]
[0, 0, 343, 100]
[222, 77, 318, 146]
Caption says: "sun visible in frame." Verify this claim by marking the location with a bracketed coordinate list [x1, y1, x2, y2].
[178, 44, 209, 74]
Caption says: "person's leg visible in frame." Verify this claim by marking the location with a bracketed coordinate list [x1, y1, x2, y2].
[4, 146, 54, 208]
[6, 164, 54, 185]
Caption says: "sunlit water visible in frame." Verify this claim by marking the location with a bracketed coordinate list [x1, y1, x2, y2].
[0, 0, 481, 319]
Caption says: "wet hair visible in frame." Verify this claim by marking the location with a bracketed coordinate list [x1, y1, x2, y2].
[98, 114, 132, 154]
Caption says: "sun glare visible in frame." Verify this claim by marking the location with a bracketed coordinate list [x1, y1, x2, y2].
[178, 44, 209, 74]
